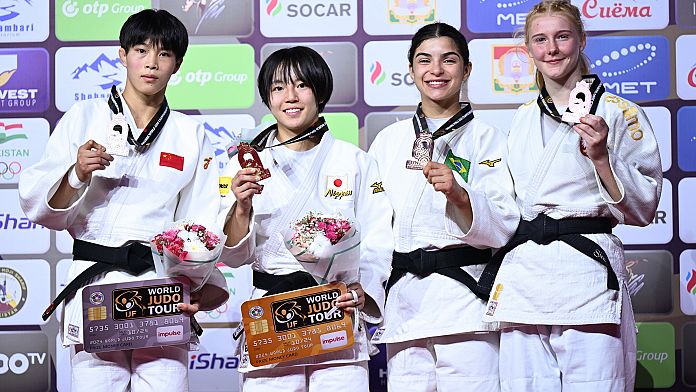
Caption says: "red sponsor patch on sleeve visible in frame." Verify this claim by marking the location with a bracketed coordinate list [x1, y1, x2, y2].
[160, 152, 185, 171]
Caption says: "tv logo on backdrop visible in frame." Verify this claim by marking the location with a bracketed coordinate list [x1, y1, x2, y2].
[466, 0, 533, 33]
[363, 40, 420, 106]
[578, 0, 669, 30]
[61, 0, 144, 18]
[260, 0, 356, 37]
[585, 36, 669, 100]
[55, 46, 125, 112]
[0, 332, 49, 391]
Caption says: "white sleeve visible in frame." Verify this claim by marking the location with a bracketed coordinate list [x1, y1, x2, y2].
[355, 154, 393, 323]
[444, 124, 520, 248]
[600, 100, 662, 226]
[18, 104, 90, 230]
[217, 153, 256, 268]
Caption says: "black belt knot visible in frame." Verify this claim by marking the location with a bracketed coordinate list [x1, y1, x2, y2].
[408, 249, 439, 276]
[387, 247, 492, 300]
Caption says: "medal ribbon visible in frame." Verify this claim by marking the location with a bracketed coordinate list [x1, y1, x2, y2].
[412, 102, 475, 139]
[107, 85, 170, 152]
[537, 74, 605, 123]
[250, 117, 329, 152]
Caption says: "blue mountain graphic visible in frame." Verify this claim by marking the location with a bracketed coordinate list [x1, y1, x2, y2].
[72, 53, 123, 89]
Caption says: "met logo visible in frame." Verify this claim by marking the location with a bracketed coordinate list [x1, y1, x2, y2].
[585, 36, 669, 100]
[466, 0, 534, 33]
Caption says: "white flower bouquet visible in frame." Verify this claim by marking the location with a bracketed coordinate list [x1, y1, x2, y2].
[150, 220, 225, 291]
[285, 211, 360, 284]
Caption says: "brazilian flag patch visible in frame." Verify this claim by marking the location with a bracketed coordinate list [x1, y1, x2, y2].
[445, 149, 470, 182]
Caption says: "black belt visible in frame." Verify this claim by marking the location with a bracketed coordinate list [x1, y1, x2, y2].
[476, 214, 619, 301]
[253, 270, 317, 296]
[232, 270, 319, 341]
[386, 247, 492, 300]
[43, 239, 202, 336]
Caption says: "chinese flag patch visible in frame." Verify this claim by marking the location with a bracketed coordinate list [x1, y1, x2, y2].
[160, 152, 184, 171]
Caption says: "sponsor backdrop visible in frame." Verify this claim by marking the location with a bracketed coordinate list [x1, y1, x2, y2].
[0, 1, 694, 390]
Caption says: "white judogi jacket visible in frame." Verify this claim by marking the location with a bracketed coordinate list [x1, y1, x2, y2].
[368, 117, 519, 343]
[219, 131, 393, 372]
[19, 98, 229, 345]
[482, 94, 662, 325]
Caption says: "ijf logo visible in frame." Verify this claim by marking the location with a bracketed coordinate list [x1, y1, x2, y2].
[0, 267, 27, 319]
[260, 0, 356, 37]
[676, 35, 696, 100]
[574, 0, 668, 31]
[0, 0, 49, 42]
[681, 250, 696, 315]
[585, 36, 669, 101]
[363, 40, 420, 107]
[466, 0, 534, 33]
[468, 39, 538, 104]
[55, 46, 125, 112]
[0, 48, 48, 113]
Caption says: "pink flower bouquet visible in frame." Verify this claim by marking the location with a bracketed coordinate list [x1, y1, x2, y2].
[150, 220, 225, 291]
[285, 211, 360, 284]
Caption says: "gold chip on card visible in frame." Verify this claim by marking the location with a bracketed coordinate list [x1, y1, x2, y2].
[88, 306, 107, 321]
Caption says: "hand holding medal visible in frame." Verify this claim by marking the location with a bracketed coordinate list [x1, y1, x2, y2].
[74, 139, 113, 183]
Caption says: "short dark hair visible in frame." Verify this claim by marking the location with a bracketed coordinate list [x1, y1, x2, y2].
[408, 22, 470, 66]
[119, 9, 189, 60]
[258, 46, 333, 113]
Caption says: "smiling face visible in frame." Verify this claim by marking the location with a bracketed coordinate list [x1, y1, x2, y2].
[268, 70, 320, 137]
[409, 36, 471, 118]
[527, 13, 585, 87]
[119, 40, 181, 101]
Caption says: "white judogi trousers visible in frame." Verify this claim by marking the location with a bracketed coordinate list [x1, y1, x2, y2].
[241, 361, 369, 392]
[386, 332, 500, 392]
[499, 322, 636, 392]
[70, 344, 188, 392]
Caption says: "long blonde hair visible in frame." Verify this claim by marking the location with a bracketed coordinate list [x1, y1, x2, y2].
[521, 0, 590, 90]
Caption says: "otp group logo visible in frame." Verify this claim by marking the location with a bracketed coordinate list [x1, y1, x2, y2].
[369, 61, 386, 85]
[585, 36, 669, 100]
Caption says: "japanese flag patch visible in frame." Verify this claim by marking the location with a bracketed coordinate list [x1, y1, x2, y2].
[325, 175, 353, 200]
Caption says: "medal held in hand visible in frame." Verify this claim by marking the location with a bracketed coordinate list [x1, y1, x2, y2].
[405, 131, 434, 170]
[106, 113, 130, 156]
[238, 142, 271, 180]
[561, 80, 592, 124]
